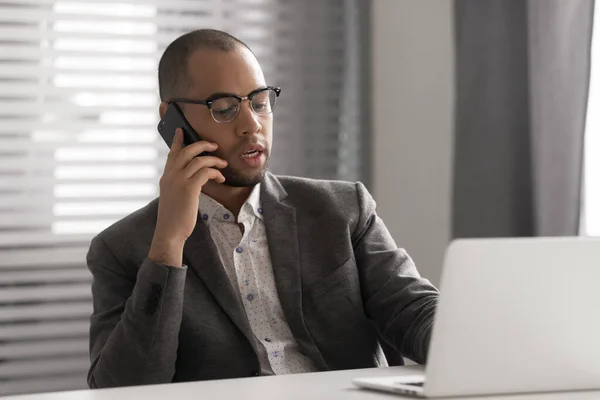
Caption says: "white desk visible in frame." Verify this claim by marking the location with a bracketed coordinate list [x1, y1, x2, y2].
[4, 366, 600, 400]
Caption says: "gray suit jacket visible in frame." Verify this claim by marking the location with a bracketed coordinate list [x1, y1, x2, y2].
[86, 172, 439, 388]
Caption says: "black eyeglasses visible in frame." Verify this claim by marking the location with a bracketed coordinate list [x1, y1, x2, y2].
[169, 86, 281, 123]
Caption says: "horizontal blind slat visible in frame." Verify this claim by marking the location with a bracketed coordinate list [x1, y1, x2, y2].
[0, 214, 134, 228]
[0, 160, 159, 171]
[0, 178, 158, 190]
[0, 8, 236, 25]
[2, 0, 235, 8]
[0, 121, 157, 132]
[0, 46, 161, 60]
[0, 338, 88, 360]
[0, 196, 155, 209]
[0, 320, 90, 340]
[0, 268, 91, 284]
[0, 26, 211, 42]
[0, 141, 160, 152]
[0, 302, 92, 322]
[0, 233, 92, 248]
[0, 101, 154, 113]
[0, 283, 92, 303]
[0, 357, 90, 379]
[0, 247, 88, 268]
[0, 82, 158, 96]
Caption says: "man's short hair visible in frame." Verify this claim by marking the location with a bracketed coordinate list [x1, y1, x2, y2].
[158, 29, 252, 101]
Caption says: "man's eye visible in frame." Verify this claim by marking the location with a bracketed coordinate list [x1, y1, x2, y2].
[215, 107, 234, 115]
[213, 106, 237, 116]
[254, 102, 268, 111]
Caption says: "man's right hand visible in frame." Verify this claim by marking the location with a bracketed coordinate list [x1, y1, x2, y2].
[148, 128, 227, 267]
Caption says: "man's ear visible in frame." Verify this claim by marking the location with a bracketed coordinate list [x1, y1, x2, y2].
[159, 101, 168, 119]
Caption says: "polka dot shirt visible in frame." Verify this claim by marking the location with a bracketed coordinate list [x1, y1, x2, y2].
[199, 184, 317, 375]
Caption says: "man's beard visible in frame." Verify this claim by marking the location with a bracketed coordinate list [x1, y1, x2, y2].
[220, 159, 269, 187]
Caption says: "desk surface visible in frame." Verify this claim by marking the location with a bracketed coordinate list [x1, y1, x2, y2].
[4, 366, 600, 400]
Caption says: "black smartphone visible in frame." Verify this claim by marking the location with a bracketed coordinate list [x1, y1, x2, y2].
[157, 102, 208, 155]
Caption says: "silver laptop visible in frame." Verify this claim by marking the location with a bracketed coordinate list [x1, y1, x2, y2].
[353, 237, 600, 398]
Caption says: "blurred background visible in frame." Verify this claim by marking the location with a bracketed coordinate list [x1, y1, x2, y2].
[0, 0, 597, 396]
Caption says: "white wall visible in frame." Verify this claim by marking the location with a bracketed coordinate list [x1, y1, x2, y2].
[371, 0, 455, 287]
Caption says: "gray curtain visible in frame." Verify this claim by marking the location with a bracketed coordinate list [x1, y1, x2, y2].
[453, 0, 594, 238]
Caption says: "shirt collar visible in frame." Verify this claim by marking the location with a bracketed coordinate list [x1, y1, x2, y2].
[199, 183, 264, 225]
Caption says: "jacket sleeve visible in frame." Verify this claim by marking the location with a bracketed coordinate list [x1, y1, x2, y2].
[86, 236, 187, 388]
[352, 182, 439, 364]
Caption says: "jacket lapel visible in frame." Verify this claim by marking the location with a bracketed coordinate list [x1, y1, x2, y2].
[261, 173, 329, 370]
[183, 218, 254, 345]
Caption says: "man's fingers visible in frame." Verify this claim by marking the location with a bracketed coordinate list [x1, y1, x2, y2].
[183, 156, 228, 179]
[191, 167, 226, 187]
[175, 141, 219, 170]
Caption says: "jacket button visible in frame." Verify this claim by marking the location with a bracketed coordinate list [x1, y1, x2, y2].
[251, 370, 259, 377]
[151, 284, 162, 296]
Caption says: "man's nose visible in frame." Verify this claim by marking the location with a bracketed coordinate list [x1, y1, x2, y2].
[236, 101, 261, 135]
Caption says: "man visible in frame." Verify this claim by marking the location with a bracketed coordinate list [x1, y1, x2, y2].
[86, 29, 439, 389]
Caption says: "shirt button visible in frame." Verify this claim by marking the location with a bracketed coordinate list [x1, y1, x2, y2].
[236, 247, 244, 253]
[258, 207, 263, 214]
[246, 293, 254, 302]
[223, 213, 230, 220]
[202, 214, 209, 220]
[264, 338, 272, 343]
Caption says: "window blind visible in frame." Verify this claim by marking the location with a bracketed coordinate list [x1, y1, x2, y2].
[0, 0, 367, 395]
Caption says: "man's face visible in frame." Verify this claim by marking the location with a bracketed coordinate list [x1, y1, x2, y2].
[172, 47, 273, 187]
